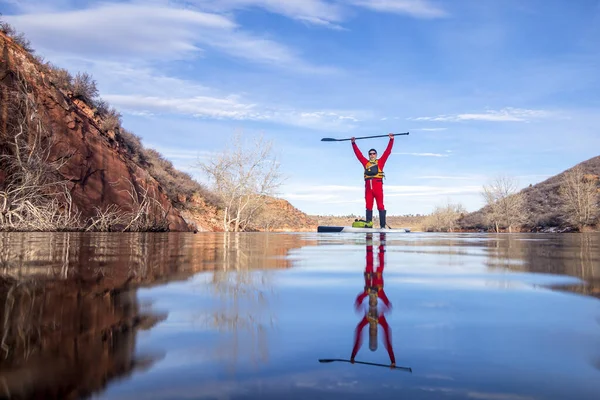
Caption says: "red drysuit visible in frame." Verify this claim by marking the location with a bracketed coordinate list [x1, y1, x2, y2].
[351, 234, 395, 366]
[352, 138, 394, 211]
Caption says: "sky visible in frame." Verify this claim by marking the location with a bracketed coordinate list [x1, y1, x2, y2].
[1, 0, 599, 216]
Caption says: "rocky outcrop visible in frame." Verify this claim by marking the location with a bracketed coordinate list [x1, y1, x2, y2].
[0, 32, 190, 231]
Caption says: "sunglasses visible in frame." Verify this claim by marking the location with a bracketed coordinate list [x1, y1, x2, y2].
[369, 152, 377, 155]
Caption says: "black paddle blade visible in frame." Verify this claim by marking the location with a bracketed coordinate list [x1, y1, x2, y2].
[318, 359, 335, 363]
[320, 138, 338, 141]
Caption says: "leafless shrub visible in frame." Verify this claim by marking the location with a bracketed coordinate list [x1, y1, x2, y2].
[10, 32, 34, 53]
[85, 180, 170, 232]
[49, 67, 74, 91]
[196, 133, 284, 231]
[72, 72, 99, 103]
[101, 107, 122, 132]
[423, 201, 466, 232]
[0, 18, 34, 53]
[119, 129, 144, 158]
[482, 175, 528, 232]
[0, 19, 16, 36]
[120, 179, 170, 232]
[86, 205, 126, 232]
[93, 98, 110, 116]
[0, 72, 83, 231]
[558, 166, 599, 229]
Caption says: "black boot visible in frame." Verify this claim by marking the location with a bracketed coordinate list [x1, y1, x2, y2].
[365, 209, 373, 228]
[379, 209, 386, 229]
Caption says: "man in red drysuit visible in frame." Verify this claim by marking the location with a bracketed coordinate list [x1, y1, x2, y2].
[350, 233, 396, 368]
[351, 133, 395, 228]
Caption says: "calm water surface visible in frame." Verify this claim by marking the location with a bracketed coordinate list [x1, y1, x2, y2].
[1, 232, 599, 399]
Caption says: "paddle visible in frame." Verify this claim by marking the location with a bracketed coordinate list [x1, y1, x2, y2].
[321, 132, 409, 142]
[318, 358, 412, 372]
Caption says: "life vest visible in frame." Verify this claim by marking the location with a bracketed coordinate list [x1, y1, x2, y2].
[364, 160, 385, 180]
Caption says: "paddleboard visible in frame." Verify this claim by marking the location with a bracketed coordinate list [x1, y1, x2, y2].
[317, 226, 410, 233]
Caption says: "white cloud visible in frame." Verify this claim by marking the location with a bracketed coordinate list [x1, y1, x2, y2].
[188, 0, 347, 29]
[6, 3, 233, 58]
[4, 2, 334, 72]
[409, 107, 553, 122]
[348, 0, 448, 18]
[103, 92, 364, 131]
[104, 94, 260, 120]
[186, 0, 445, 28]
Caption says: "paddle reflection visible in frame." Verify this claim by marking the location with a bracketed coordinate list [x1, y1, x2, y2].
[351, 232, 396, 368]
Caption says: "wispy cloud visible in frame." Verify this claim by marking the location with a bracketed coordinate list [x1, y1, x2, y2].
[348, 0, 448, 19]
[414, 127, 447, 131]
[4, 2, 334, 72]
[409, 108, 553, 122]
[104, 94, 260, 120]
[186, 0, 446, 28]
[103, 93, 365, 131]
[188, 0, 347, 29]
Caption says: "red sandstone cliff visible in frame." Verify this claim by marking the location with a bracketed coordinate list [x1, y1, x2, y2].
[0, 32, 190, 231]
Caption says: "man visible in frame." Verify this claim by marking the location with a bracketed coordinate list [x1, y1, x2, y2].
[351, 133, 394, 229]
[350, 233, 396, 368]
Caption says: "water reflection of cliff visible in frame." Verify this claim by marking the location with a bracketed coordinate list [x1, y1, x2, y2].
[0, 232, 314, 399]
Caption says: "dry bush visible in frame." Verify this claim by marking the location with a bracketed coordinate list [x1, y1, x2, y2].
[86, 179, 170, 232]
[93, 98, 110, 116]
[482, 175, 528, 232]
[0, 72, 83, 231]
[10, 32, 34, 53]
[101, 107, 122, 132]
[86, 204, 126, 232]
[143, 147, 217, 208]
[0, 19, 34, 53]
[120, 179, 170, 232]
[0, 20, 16, 35]
[423, 201, 466, 232]
[72, 72, 99, 103]
[558, 166, 599, 229]
[119, 129, 145, 160]
[49, 67, 74, 91]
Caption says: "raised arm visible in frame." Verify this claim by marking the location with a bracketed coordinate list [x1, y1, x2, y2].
[377, 134, 395, 168]
[378, 315, 396, 366]
[351, 138, 368, 165]
[351, 315, 369, 361]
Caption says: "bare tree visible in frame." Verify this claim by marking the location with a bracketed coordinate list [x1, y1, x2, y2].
[482, 175, 527, 233]
[196, 133, 284, 232]
[423, 200, 466, 232]
[558, 166, 599, 229]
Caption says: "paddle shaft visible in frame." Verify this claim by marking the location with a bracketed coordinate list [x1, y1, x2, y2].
[321, 132, 409, 142]
[318, 358, 412, 372]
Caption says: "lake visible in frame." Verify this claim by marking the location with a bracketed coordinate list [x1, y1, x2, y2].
[0, 231, 599, 400]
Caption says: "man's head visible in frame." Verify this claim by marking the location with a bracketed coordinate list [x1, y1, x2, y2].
[368, 149, 377, 160]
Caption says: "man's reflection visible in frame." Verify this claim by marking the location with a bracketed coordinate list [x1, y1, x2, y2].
[351, 232, 396, 368]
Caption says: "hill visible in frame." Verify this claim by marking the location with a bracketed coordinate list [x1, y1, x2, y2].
[460, 155, 600, 231]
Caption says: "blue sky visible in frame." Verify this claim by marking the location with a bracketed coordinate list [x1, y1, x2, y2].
[2, 0, 599, 216]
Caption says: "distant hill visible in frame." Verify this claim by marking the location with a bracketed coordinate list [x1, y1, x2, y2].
[460, 155, 600, 231]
